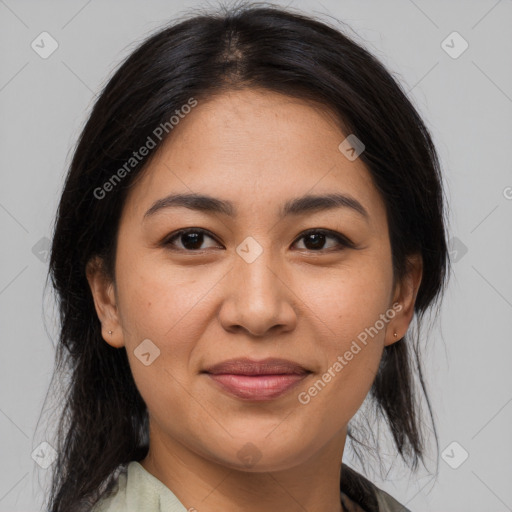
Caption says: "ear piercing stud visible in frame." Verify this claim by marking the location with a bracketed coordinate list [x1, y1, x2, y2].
[393, 332, 398, 338]
[108, 330, 113, 335]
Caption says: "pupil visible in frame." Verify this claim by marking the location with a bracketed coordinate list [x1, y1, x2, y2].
[182, 232, 202, 249]
[305, 233, 325, 250]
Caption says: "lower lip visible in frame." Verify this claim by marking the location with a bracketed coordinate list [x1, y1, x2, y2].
[206, 373, 309, 401]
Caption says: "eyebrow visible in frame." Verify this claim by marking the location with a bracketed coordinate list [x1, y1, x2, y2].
[143, 192, 369, 221]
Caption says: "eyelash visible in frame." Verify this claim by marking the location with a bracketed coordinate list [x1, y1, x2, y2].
[162, 228, 355, 253]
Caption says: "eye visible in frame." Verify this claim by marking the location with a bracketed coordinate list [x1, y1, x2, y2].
[292, 229, 355, 252]
[163, 228, 221, 251]
[163, 228, 354, 253]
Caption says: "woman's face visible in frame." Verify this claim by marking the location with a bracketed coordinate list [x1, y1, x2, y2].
[88, 88, 420, 472]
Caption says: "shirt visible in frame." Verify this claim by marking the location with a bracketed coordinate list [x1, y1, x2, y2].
[91, 461, 412, 512]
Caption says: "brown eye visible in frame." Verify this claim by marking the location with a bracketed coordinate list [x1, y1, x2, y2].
[293, 229, 354, 251]
[164, 229, 221, 251]
[163, 228, 354, 253]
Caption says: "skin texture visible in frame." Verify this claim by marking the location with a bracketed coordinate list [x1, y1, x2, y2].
[87, 88, 422, 512]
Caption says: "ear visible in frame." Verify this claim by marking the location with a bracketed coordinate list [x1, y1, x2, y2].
[385, 253, 423, 347]
[85, 256, 124, 348]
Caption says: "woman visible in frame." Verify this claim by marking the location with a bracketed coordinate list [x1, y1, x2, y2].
[44, 3, 450, 511]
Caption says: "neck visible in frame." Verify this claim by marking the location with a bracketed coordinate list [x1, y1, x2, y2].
[140, 425, 348, 512]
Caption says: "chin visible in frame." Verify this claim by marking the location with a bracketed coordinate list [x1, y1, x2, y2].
[203, 435, 314, 473]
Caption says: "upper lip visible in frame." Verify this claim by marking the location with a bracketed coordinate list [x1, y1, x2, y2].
[203, 357, 310, 376]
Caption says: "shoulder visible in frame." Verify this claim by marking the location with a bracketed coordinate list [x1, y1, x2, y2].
[374, 486, 412, 512]
[340, 463, 412, 512]
[90, 465, 128, 512]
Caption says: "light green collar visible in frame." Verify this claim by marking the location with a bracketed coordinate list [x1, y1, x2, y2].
[93, 461, 189, 512]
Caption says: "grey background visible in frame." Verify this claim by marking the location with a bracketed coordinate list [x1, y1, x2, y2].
[1, 0, 511, 510]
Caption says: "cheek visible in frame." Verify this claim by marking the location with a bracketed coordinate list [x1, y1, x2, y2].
[298, 325, 384, 435]
[115, 264, 202, 423]
[293, 263, 391, 413]
[297, 260, 393, 344]
[116, 259, 215, 343]
[115, 261, 219, 403]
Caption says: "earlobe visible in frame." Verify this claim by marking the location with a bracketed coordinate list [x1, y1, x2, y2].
[386, 253, 423, 346]
[85, 256, 124, 348]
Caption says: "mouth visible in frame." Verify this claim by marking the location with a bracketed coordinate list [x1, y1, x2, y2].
[202, 357, 312, 401]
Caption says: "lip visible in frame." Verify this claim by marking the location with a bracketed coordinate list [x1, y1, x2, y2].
[203, 357, 310, 375]
[202, 357, 311, 401]
[206, 373, 309, 401]
[203, 358, 311, 401]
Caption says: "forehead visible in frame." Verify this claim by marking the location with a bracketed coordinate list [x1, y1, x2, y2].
[122, 88, 386, 228]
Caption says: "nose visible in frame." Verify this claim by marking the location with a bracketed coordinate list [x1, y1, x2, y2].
[217, 243, 298, 337]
